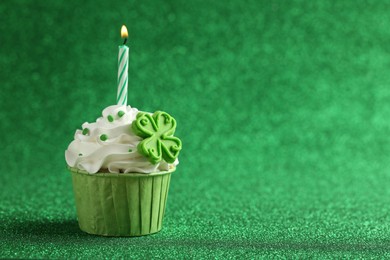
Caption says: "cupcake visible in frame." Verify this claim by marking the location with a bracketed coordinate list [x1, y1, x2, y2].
[65, 105, 182, 236]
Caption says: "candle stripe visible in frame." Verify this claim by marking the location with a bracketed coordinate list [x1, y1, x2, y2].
[117, 45, 129, 105]
[117, 70, 127, 102]
[117, 62, 127, 88]
[118, 49, 126, 66]
[117, 78, 128, 104]
[122, 86, 127, 105]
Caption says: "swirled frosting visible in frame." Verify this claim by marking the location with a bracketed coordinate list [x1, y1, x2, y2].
[65, 105, 178, 174]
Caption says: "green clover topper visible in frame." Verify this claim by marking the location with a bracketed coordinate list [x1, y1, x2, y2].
[132, 111, 182, 164]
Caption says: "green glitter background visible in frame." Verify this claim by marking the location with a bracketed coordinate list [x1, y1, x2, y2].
[2, 0, 390, 258]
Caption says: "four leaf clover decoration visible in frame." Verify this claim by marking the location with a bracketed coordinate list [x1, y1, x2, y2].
[132, 111, 182, 164]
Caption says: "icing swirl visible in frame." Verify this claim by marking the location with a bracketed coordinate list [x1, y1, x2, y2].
[65, 105, 178, 174]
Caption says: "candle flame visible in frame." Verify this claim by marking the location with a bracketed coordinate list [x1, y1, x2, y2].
[121, 25, 128, 39]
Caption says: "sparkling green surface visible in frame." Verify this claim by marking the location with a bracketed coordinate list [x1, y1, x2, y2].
[2, 0, 390, 258]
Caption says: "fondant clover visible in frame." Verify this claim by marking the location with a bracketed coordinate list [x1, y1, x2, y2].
[132, 111, 182, 164]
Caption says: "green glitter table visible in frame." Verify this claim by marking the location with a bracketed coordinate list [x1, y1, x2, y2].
[2, 0, 390, 258]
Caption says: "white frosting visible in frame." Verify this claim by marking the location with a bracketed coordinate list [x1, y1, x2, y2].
[65, 105, 178, 174]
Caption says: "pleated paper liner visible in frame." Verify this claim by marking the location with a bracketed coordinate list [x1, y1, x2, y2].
[69, 167, 174, 236]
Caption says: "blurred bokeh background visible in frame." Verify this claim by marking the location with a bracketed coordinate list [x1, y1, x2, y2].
[2, 0, 390, 258]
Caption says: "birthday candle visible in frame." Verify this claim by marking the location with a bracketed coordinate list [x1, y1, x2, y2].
[117, 25, 129, 105]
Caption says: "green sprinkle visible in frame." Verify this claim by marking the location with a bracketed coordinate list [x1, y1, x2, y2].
[108, 115, 114, 122]
[82, 128, 89, 135]
[78, 153, 83, 156]
[128, 149, 132, 152]
[118, 111, 125, 117]
[100, 134, 108, 141]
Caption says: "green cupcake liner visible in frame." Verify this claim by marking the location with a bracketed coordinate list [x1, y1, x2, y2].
[69, 167, 174, 236]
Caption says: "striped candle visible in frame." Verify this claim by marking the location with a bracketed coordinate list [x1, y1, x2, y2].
[117, 25, 129, 105]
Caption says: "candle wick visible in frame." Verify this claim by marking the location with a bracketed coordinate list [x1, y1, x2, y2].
[123, 38, 127, 45]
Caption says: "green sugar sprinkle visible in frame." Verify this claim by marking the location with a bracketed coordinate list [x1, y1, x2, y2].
[100, 134, 108, 141]
[128, 149, 132, 152]
[118, 111, 125, 117]
[108, 115, 114, 122]
[78, 153, 83, 156]
[82, 128, 89, 135]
